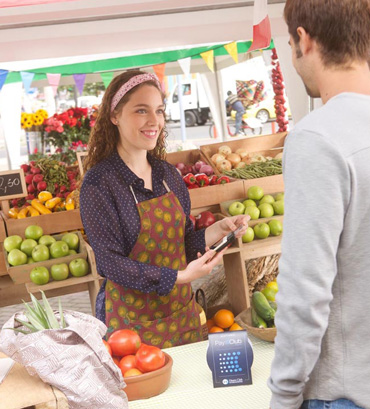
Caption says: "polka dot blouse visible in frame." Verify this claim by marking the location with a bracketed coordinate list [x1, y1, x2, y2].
[79, 150, 206, 323]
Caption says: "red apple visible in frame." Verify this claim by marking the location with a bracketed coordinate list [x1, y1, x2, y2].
[195, 211, 216, 230]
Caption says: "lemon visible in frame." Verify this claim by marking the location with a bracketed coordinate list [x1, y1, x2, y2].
[266, 281, 279, 293]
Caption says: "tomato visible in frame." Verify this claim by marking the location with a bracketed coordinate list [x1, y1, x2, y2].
[119, 355, 137, 376]
[103, 339, 112, 356]
[113, 356, 120, 366]
[124, 368, 143, 377]
[135, 344, 165, 373]
[108, 329, 141, 357]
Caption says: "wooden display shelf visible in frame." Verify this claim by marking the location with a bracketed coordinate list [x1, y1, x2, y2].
[1, 209, 83, 237]
[3, 232, 87, 285]
[241, 235, 282, 259]
[0, 212, 6, 242]
[220, 194, 284, 217]
[26, 273, 96, 293]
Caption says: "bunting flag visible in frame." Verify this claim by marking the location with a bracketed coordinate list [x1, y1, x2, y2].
[200, 50, 214, 72]
[47, 73, 61, 96]
[224, 42, 239, 64]
[73, 73, 86, 95]
[0, 69, 8, 92]
[100, 72, 114, 89]
[177, 57, 191, 76]
[153, 63, 166, 83]
[249, 0, 272, 52]
[20, 71, 35, 94]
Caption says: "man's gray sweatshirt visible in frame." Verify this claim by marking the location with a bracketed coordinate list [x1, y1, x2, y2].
[268, 93, 370, 409]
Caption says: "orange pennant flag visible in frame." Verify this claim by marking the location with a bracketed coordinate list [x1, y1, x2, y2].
[153, 63, 166, 83]
[224, 42, 238, 64]
[200, 50, 214, 72]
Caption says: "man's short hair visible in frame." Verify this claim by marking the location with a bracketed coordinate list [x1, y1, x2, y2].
[227, 91, 232, 96]
[284, 0, 370, 67]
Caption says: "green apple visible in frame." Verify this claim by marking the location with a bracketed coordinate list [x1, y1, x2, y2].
[68, 249, 77, 255]
[51, 263, 69, 281]
[32, 244, 50, 262]
[242, 199, 257, 208]
[247, 186, 264, 201]
[242, 227, 255, 243]
[244, 206, 260, 220]
[30, 266, 50, 285]
[27, 257, 34, 264]
[258, 203, 274, 218]
[8, 249, 27, 266]
[254, 223, 270, 239]
[20, 239, 38, 257]
[69, 258, 89, 277]
[4, 235, 23, 252]
[38, 235, 56, 247]
[275, 192, 284, 201]
[272, 200, 284, 215]
[268, 219, 283, 236]
[228, 201, 245, 216]
[25, 225, 43, 241]
[259, 195, 275, 205]
[50, 241, 69, 259]
[61, 233, 79, 251]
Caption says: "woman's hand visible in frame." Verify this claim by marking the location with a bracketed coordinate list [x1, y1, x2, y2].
[176, 248, 227, 285]
[205, 214, 250, 248]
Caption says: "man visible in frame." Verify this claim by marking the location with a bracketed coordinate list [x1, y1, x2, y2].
[225, 90, 246, 135]
[268, 1, 370, 409]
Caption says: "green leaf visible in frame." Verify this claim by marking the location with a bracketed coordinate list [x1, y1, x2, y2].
[40, 291, 60, 329]
[4, 327, 31, 335]
[22, 307, 46, 331]
[29, 294, 49, 328]
[58, 298, 66, 329]
[14, 317, 39, 333]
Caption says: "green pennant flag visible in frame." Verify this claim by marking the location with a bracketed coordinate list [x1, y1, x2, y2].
[100, 72, 114, 89]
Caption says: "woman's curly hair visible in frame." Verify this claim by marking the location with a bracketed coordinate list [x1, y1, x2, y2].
[83, 70, 167, 172]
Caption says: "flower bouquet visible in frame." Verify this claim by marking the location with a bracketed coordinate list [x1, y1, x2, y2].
[21, 109, 49, 155]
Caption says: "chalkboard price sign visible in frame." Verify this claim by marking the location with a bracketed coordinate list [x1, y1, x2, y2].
[0, 170, 27, 200]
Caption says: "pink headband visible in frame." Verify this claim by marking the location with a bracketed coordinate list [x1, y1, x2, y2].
[110, 73, 161, 112]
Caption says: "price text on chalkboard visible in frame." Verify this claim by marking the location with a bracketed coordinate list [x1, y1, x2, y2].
[0, 170, 27, 200]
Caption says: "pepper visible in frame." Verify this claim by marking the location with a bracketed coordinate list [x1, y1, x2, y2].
[27, 206, 40, 217]
[183, 173, 196, 186]
[209, 175, 219, 185]
[38, 191, 53, 203]
[195, 173, 209, 187]
[216, 176, 230, 184]
[8, 207, 19, 219]
[65, 197, 75, 211]
[187, 184, 200, 189]
[31, 199, 52, 215]
[54, 201, 66, 212]
[45, 197, 62, 209]
[17, 207, 29, 219]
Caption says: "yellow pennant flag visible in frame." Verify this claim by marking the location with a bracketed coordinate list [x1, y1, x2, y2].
[224, 42, 238, 64]
[200, 50, 214, 72]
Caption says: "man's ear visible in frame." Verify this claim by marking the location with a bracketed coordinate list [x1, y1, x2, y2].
[297, 27, 313, 56]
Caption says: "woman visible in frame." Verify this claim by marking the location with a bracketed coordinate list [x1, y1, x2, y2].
[80, 70, 249, 349]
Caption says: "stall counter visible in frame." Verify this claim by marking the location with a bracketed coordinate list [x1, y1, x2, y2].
[130, 335, 274, 409]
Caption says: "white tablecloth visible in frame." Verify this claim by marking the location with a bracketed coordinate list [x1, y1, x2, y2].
[129, 335, 274, 409]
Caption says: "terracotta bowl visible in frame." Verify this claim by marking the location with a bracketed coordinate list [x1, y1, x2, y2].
[123, 352, 173, 401]
[235, 308, 276, 343]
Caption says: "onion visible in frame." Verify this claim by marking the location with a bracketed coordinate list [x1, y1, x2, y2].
[235, 161, 246, 169]
[216, 160, 232, 172]
[218, 145, 232, 156]
[235, 148, 248, 158]
[199, 164, 214, 176]
[226, 153, 241, 168]
[175, 162, 187, 175]
[194, 160, 206, 173]
[241, 154, 252, 165]
[274, 152, 283, 160]
[211, 153, 226, 164]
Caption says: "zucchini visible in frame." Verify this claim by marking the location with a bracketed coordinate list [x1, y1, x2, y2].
[251, 307, 267, 328]
[252, 291, 275, 321]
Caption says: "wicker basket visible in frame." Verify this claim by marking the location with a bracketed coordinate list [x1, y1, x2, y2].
[235, 307, 276, 343]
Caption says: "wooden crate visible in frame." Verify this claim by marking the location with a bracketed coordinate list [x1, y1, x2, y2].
[165, 148, 211, 168]
[1, 209, 83, 237]
[3, 231, 87, 285]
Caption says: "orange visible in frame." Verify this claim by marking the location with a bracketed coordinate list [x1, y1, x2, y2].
[124, 368, 143, 377]
[209, 326, 224, 333]
[229, 322, 243, 331]
[206, 318, 215, 331]
[213, 309, 235, 329]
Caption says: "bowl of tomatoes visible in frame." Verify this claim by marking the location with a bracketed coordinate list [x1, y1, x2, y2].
[104, 329, 173, 401]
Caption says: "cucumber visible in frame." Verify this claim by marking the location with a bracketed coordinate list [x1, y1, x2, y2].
[252, 291, 275, 321]
[251, 307, 267, 328]
[268, 301, 277, 311]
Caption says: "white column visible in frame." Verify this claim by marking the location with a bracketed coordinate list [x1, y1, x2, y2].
[0, 82, 23, 169]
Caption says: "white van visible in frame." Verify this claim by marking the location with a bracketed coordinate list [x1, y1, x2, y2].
[166, 77, 210, 126]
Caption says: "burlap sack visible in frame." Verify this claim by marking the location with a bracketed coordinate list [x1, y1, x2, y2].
[0, 310, 128, 409]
